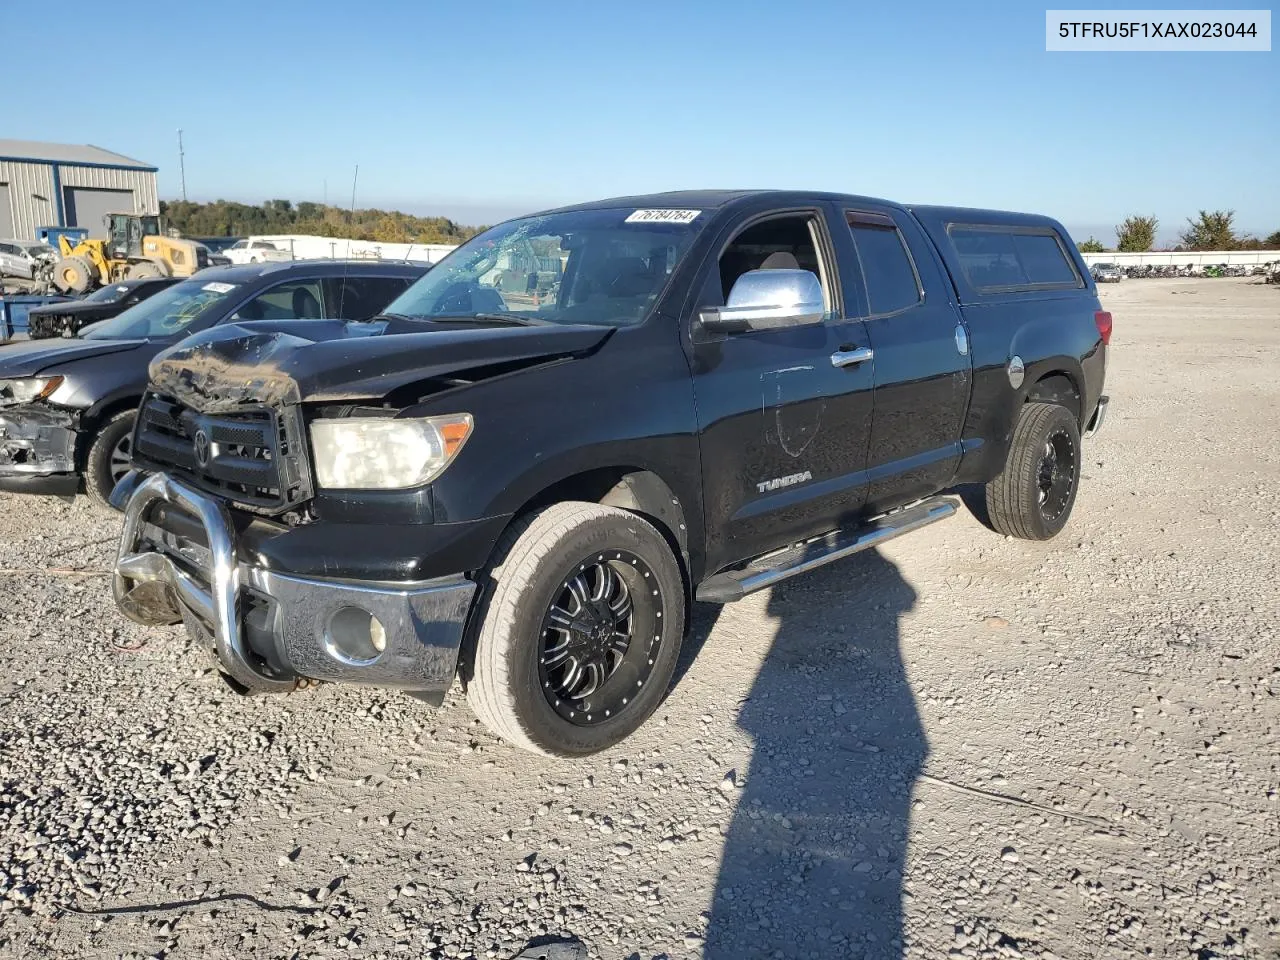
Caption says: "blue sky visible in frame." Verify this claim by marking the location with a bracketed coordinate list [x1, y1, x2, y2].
[5, 1, 1276, 244]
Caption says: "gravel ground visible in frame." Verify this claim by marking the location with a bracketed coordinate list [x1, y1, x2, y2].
[1, 277, 1277, 960]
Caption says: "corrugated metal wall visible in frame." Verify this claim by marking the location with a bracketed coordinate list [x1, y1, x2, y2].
[0, 184, 14, 236]
[0, 159, 157, 240]
[0, 160, 57, 240]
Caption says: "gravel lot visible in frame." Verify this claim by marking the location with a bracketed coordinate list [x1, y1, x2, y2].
[1, 277, 1277, 960]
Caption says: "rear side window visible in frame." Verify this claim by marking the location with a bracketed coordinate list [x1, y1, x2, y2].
[323, 276, 414, 319]
[1011, 233, 1078, 284]
[235, 280, 325, 321]
[845, 213, 922, 316]
[948, 225, 1082, 291]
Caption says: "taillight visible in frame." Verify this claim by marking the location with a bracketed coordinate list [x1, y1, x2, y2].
[1094, 310, 1113, 345]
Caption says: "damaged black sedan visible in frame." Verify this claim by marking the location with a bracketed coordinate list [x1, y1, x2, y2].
[24, 277, 182, 340]
[0, 261, 426, 505]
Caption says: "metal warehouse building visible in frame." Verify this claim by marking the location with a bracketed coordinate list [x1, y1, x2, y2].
[0, 139, 159, 242]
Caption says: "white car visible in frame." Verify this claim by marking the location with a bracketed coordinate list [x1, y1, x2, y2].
[222, 239, 294, 265]
[0, 240, 56, 280]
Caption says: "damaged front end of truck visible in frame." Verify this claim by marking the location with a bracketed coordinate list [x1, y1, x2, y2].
[110, 318, 609, 701]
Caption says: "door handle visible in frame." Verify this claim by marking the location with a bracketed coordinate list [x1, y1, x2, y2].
[830, 346, 874, 368]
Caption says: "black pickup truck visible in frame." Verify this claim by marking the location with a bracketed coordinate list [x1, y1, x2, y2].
[110, 191, 1110, 756]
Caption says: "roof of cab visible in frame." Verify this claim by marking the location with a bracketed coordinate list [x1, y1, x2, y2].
[908, 204, 1067, 231]
[180, 259, 430, 285]
[530, 191, 1071, 231]
[538, 189, 908, 218]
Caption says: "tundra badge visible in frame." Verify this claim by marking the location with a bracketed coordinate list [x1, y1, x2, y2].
[757, 470, 813, 494]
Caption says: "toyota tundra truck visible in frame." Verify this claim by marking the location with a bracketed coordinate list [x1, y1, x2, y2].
[110, 190, 1110, 757]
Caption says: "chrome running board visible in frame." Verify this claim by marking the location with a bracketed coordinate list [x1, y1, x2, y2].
[695, 497, 957, 603]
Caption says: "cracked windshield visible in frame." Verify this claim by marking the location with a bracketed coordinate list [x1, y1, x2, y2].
[384, 208, 697, 326]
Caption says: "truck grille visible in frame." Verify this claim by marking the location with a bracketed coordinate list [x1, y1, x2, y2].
[133, 393, 313, 514]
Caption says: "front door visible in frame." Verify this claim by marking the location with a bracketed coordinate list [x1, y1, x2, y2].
[687, 207, 876, 576]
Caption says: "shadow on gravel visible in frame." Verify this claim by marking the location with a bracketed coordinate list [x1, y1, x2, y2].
[700, 548, 924, 960]
[953, 482, 993, 531]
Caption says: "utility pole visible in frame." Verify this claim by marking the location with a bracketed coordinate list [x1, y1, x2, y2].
[177, 129, 188, 202]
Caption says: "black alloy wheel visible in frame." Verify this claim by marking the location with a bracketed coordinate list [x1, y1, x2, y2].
[1036, 431, 1076, 522]
[465, 501, 686, 756]
[537, 550, 663, 726]
[982, 401, 1082, 541]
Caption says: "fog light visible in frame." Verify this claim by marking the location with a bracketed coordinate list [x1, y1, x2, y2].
[324, 607, 387, 664]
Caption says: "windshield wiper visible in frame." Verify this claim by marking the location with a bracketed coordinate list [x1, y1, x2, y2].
[432, 313, 552, 327]
[365, 312, 417, 323]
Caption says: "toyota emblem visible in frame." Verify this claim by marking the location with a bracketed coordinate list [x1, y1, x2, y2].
[193, 429, 211, 467]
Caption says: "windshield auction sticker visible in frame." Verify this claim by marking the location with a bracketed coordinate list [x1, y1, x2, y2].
[625, 209, 702, 225]
[201, 282, 237, 294]
[1046, 9, 1270, 50]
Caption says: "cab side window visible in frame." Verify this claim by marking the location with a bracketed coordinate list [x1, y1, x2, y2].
[233, 280, 325, 321]
[845, 213, 922, 317]
[710, 214, 832, 312]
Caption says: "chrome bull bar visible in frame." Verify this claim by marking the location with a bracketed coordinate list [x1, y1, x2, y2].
[113, 472, 293, 693]
[112, 471, 479, 700]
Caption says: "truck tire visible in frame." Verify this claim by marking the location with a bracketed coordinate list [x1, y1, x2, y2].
[126, 260, 165, 280]
[84, 411, 136, 510]
[53, 256, 94, 294]
[466, 502, 686, 757]
[985, 401, 1081, 540]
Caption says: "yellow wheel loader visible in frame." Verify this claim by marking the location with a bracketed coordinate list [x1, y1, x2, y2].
[50, 213, 208, 294]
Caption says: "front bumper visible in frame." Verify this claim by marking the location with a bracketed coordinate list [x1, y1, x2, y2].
[0, 406, 80, 495]
[111, 471, 477, 702]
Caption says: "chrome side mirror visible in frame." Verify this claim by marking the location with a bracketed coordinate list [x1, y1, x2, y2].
[699, 268, 825, 333]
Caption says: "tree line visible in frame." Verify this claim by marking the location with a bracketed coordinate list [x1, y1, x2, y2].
[158, 199, 485, 245]
[1077, 211, 1280, 253]
[159, 199, 1276, 254]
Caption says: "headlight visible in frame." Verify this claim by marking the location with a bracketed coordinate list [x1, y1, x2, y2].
[0, 377, 63, 407]
[310, 414, 473, 490]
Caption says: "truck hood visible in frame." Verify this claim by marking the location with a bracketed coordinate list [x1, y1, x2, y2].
[149, 318, 614, 412]
[0, 337, 145, 377]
